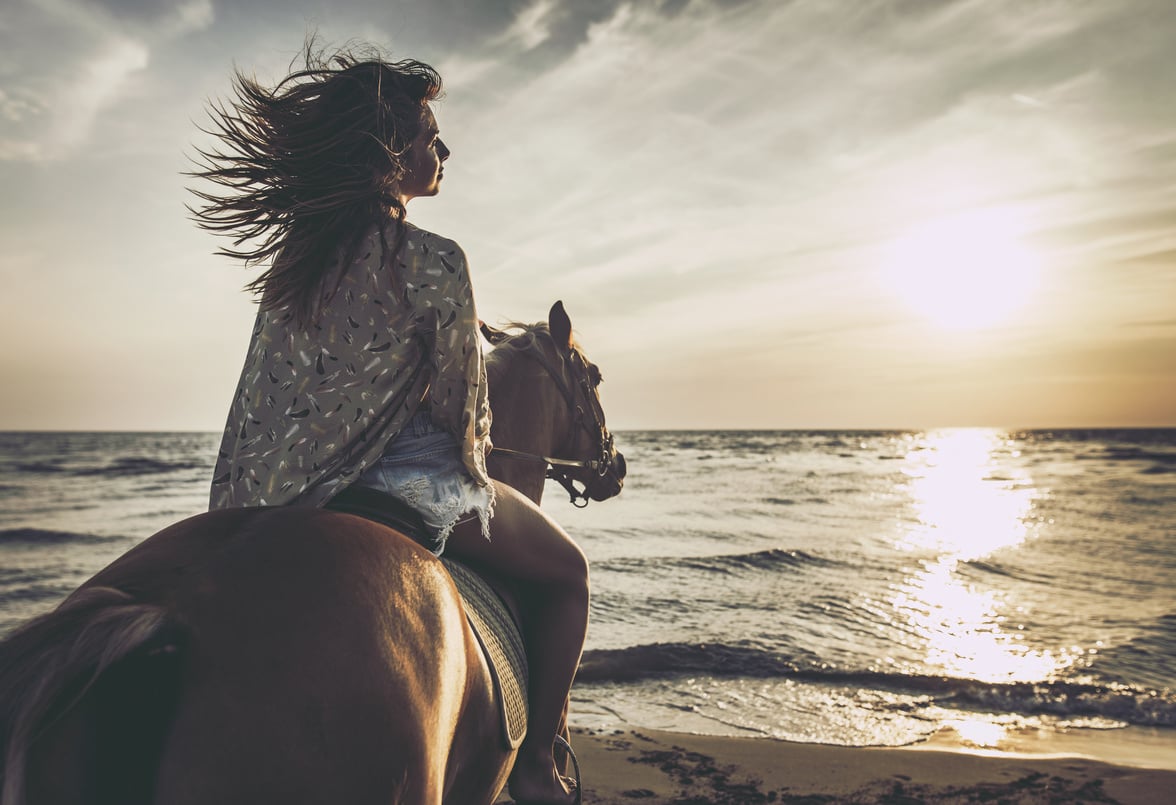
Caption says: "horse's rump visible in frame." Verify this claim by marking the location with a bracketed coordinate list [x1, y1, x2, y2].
[2, 507, 485, 805]
[328, 483, 530, 749]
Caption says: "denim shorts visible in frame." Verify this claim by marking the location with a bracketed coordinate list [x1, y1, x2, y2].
[353, 410, 492, 555]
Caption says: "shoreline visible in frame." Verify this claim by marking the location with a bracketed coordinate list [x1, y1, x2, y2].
[498, 725, 1176, 804]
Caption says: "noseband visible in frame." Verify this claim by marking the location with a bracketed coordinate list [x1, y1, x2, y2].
[490, 335, 616, 507]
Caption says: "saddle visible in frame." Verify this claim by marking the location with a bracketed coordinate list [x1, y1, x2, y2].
[325, 486, 529, 748]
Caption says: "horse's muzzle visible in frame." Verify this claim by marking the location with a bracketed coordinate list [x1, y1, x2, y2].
[587, 450, 626, 501]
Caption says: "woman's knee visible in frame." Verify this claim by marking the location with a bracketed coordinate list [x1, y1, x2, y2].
[493, 484, 589, 591]
[555, 538, 590, 595]
[520, 519, 589, 594]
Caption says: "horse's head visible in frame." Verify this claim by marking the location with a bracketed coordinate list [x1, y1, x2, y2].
[483, 301, 626, 506]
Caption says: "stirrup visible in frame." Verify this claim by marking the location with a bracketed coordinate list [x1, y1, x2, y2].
[554, 734, 582, 805]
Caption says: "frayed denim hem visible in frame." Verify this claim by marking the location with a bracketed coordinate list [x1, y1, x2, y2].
[353, 410, 495, 557]
[428, 482, 494, 557]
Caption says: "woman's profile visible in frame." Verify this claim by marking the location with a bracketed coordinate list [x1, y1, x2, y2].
[190, 41, 586, 805]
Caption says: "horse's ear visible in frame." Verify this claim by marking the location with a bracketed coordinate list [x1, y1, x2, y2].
[549, 301, 573, 350]
[480, 320, 510, 346]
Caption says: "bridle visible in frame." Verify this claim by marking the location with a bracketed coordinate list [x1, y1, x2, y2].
[488, 331, 617, 507]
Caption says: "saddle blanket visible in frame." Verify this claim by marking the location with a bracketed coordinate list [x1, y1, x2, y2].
[442, 558, 529, 749]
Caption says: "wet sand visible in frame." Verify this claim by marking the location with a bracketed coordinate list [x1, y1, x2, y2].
[499, 726, 1176, 804]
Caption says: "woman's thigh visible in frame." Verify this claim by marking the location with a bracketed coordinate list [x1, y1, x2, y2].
[445, 482, 588, 589]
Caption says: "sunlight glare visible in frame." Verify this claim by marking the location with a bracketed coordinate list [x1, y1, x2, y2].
[882, 208, 1042, 330]
[887, 430, 1076, 683]
[890, 556, 1061, 682]
[897, 429, 1035, 560]
[948, 715, 1008, 748]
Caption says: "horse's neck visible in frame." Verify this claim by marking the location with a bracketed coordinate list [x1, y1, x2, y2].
[488, 454, 547, 504]
[488, 355, 564, 505]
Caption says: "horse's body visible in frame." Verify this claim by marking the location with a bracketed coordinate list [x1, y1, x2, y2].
[0, 302, 624, 805]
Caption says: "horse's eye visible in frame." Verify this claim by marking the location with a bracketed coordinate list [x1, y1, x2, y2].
[589, 366, 602, 387]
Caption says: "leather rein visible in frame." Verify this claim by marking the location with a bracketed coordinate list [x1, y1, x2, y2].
[487, 332, 616, 507]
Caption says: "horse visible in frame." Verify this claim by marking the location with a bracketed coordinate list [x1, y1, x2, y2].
[0, 301, 625, 805]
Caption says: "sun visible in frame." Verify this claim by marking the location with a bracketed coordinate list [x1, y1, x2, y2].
[881, 208, 1042, 330]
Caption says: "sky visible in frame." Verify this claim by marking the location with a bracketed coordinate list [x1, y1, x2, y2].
[2, 0, 1174, 431]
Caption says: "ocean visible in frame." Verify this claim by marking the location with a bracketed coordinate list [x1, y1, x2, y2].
[2, 428, 1174, 762]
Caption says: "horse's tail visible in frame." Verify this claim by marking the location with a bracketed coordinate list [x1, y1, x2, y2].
[0, 586, 180, 805]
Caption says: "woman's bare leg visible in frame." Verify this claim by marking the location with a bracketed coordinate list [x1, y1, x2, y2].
[446, 481, 588, 805]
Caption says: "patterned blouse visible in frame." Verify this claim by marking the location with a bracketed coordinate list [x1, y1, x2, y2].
[209, 220, 492, 510]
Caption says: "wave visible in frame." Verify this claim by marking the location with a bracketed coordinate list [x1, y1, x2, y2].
[597, 548, 840, 577]
[1021, 428, 1176, 447]
[960, 559, 1058, 586]
[0, 582, 75, 608]
[1141, 464, 1176, 475]
[15, 457, 205, 478]
[1085, 613, 1176, 691]
[1072, 444, 1176, 472]
[577, 641, 1176, 728]
[0, 528, 115, 545]
[682, 548, 837, 574]
[579, 641, 800, 681]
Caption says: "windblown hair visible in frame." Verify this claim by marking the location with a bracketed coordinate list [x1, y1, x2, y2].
[188, 42, 443, 322]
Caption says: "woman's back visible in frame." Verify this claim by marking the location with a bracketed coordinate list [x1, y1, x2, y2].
[210, 220, 490, 510]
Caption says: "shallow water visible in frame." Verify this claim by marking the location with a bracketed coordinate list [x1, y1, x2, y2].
[2, 427, 1174, 753]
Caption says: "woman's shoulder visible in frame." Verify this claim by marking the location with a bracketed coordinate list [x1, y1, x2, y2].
[399, 220, 463, 258]
[401, 221, 468, 274]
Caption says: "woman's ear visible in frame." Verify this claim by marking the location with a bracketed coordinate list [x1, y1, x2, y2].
[549, 301, 573, 350]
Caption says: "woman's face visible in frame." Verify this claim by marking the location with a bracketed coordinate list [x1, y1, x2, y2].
[399, 106, 450, 204]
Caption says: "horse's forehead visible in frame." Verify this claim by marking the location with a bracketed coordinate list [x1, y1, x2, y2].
[488, 326, 591, 376]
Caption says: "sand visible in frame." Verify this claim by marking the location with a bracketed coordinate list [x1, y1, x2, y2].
[497, 726, 1176, 804]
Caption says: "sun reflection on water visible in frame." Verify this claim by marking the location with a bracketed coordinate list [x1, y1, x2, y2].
[887, 429, 1074, 683]
[947, 714, 1009, 748]
[895, 428, 1034, 560]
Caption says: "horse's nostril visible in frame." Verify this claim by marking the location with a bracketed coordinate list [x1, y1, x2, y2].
[616, 453, 627, 478]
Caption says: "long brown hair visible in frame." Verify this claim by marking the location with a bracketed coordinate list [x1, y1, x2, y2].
[188, 43, 443, 322]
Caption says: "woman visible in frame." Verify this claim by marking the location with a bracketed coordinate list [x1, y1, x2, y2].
[191, 44, 585, 805]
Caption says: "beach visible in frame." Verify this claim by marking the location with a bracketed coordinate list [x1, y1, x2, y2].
[494, 726, 1176, 804]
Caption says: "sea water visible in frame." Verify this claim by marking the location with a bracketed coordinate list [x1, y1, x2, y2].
[2, 428, 1174, 760]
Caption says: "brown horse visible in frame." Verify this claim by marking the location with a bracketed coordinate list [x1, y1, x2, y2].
[0, 301, 625, 805]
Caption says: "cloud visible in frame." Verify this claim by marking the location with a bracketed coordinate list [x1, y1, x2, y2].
[83, 0, 214, 35]
[3, 0, 1175, 428]
[423, 0, 1176, 304]
[496, 0, 559, 50]
[390, 0, 1176, 427]
[0, 0, 213, 162]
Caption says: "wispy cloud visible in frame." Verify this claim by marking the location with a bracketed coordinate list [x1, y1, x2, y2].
[425, 1, 1173, 299]
[496, 0, 559, 51]
[410, 0, 1176, 426]
[0, 0, 213, 161]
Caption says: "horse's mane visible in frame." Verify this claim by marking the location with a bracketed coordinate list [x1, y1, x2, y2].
[484, 321, 584, 384]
